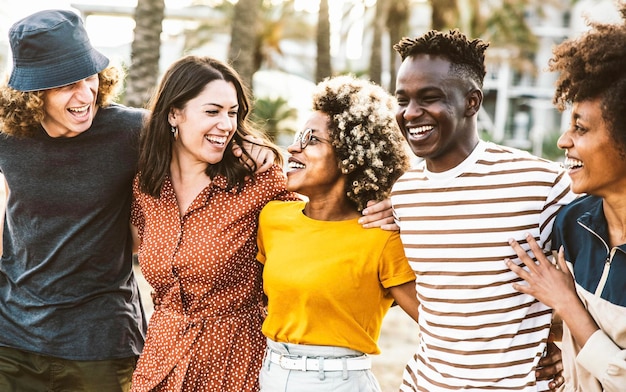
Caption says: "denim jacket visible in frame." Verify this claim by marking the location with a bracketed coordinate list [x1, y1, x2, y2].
[552, 194, 626, 392]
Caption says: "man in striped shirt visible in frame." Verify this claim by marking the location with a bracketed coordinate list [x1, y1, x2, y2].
[390, 29, 576, 391]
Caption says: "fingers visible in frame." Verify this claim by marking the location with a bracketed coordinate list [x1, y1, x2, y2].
[361, 198, 392, 215]
[525, 233, 550, 268]
[505, 237, 536, 294]
[507, 234, 548, 275]
[236, 135, 276, 173]
[379, 222, 400, 232]
[555, 246, 572, 278]
[505, 258, 528, 278]
[231, 142, 243, 157]
[505, 239, 531, 281]
[507, 237, 533, 264]
[359, 213, 395, 229]
[242, 157, 255, 172]
[536, 339, 564, 389]
[548, 374, 564, 390]
[255, 156, 273, 173]
[538, 342, 563, 369]
[359, 199, 396, 229]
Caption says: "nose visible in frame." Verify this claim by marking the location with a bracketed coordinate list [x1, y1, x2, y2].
[216, 113, 233, 132]
[287, 140, 301, 154]
[73, 79, 94, 101]
[557, 130, 572, 150]
[402, 100, 424, 121]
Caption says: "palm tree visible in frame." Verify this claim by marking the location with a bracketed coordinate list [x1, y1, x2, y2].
[428, 0, 539, 70]
[369, 0, 388, 85]
[228, 0, 261, 90]
[125, 0, 165, 108]
[254, 0, 312, 71]
[316, 0, 332, 82]
[250, 96, 298, 142]
[228, 0, 315, 88]
[430, 0, 461, 31]
[386, 0, 411, 93]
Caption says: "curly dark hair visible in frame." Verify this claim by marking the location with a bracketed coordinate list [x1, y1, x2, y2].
[549, 12, 626, 155]
[0, 66, 121, 138]
[393, 29, 489, 88]
[312, 75, 410, 211]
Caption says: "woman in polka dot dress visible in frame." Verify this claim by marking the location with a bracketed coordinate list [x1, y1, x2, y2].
[129, 55, 298, 392]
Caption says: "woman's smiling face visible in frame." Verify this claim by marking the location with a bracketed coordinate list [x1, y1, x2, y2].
[285, 111, 344, 198]
[170, 80, 238, 166]
[558, 97, 626, 197]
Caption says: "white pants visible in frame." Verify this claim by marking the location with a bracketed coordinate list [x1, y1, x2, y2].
[260, 338, 382, 392]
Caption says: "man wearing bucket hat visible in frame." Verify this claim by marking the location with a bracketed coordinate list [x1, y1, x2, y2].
[0, 8, 290, 390]
[0, 9, 148, 391]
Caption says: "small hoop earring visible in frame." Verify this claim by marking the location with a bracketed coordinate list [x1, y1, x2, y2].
[171, 126, 178, 140]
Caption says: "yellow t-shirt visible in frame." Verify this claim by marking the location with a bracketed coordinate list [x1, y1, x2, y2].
[257, 200, 415, 354]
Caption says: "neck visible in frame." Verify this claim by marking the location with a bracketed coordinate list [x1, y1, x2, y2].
[425, 132, 480, 173]
[169, 152, 212, 215]
[602, 195, 626, 247]
[170, 148, 211, 180]
[303, 197, 360, 221]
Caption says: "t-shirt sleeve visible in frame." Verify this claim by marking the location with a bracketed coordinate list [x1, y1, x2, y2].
[378, 231, 415, 289]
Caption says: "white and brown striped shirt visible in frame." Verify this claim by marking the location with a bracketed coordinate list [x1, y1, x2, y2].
[391, 141, 575, 391]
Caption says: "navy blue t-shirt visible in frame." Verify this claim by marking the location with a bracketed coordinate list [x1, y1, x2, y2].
[0, 103, 147, 360]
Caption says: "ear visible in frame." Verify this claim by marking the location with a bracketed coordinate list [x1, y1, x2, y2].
[168, 109, 178, 127]
[465, 88, 483, 117]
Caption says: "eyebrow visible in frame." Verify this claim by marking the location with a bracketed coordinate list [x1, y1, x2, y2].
[202, 102, 239, 109]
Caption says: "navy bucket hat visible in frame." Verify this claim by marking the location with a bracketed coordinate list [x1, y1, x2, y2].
[8, 9, 109, 92]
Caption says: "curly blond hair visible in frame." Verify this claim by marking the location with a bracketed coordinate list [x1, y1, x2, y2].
[312, 75, 410, 211]
[0, 66, 121, 138]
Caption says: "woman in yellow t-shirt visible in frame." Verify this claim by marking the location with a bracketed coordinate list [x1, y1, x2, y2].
[256, 75, 420, 391]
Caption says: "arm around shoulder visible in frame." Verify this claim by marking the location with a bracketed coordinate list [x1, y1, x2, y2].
[359, 199, 399, 231]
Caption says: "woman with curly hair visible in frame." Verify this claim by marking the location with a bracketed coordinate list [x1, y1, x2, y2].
[256, 74, 419, 391]
[506, 7, 626, 392]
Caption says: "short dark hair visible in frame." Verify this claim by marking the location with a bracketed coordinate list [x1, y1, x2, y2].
[549, 15, 626, 155]
[394, 29, 489, 88]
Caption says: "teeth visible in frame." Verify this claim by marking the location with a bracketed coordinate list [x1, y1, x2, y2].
[408, 125, 434, 135]
[288, 161, 305, 169]
[205, 135, 227, 145]
[68, 105, 89, 113]
[564, 158, 583, 170]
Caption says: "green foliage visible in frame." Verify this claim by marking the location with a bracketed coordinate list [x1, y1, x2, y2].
[250, 96, 298, 142]
[541, 129, 564, 161]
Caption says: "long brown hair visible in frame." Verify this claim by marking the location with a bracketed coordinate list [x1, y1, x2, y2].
[137, 55, 281, 197]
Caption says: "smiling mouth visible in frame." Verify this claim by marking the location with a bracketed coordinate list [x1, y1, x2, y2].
[288, 161, 305, 170]
[408, 125, 434, 136]
[205, 135, 227, 146]
[68, 105, 90, 115]
[563, 158, 583, 170]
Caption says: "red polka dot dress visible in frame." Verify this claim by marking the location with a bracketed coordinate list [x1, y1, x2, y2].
[130, 165, 297, 392]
